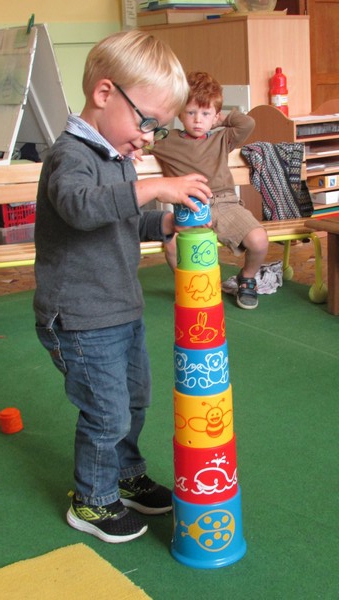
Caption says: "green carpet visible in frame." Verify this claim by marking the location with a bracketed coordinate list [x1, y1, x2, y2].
[0, 264, 338, 600]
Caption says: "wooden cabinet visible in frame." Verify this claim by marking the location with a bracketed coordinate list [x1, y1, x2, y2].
[142, 14, 311, 116]
[307, 0, 339, 111]
[275, 0, 339, 110]
[245, 102, 339, 215]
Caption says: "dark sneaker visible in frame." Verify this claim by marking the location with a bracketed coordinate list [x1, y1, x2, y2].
[119, 474, 172, 515]
[236, 273, 258, 310]
[66, 495, 147, 543]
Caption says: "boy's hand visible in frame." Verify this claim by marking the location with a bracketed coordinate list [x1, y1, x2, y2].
[214, 111, 230, 128]
[161, 211, 212, 239]
[133, 149, 144, 162]
[136, 173, 212, 212]
[159, 174, 212, 212]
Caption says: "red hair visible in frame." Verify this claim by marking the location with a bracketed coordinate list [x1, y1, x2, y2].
[186, 71, 223, 113]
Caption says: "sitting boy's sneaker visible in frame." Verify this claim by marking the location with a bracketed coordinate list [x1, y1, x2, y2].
[236, 272, 258, 310]
[66, 495, 147, 543]
[119, 474, 172, 515]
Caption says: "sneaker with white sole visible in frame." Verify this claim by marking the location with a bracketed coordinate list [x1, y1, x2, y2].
[67, 495, 147, 543]
[119, 474, 172, 515]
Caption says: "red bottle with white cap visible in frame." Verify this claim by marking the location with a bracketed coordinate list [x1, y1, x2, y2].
[270, 67, 288, 116]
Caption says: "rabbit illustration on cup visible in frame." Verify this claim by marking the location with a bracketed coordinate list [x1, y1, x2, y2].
[189, 311, 218, 344]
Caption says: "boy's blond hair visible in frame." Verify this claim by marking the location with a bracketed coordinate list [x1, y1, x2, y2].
[83, 29, 189, 114]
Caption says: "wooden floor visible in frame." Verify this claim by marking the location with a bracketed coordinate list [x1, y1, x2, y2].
[0, 234, 328, 296]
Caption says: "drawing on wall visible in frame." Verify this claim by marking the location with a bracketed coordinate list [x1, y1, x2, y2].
[0, 55, 31, 105]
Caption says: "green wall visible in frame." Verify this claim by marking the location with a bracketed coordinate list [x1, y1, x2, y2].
[49, 23, 121, 112]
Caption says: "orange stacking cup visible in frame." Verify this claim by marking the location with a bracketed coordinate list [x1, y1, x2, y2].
[173, 387, 233, 448]
[175, 265, 221, 308]
[175, 303, 226, 350]
[0, 407, 23, 434]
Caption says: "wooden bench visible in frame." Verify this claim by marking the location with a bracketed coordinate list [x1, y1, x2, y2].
[0, 152, 327, 304]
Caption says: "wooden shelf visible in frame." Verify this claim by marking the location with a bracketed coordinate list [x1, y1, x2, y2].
[298, 134, 339, 142]
[309, 185, 339, 193]
[307, 154, 339, 161]
[307, 170, 339, 178]
[313, 204, 339, 211]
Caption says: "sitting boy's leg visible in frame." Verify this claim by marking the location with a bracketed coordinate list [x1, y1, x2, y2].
[164, 234, 177, 271]
[241, 226, 269, 279]
[236, 226, 268, 309]
[213, 201, 268, 309]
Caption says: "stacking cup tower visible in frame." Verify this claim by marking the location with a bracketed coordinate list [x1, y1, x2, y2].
[171, 201, 247, 569]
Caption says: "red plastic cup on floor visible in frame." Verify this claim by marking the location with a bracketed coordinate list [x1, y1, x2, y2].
[0, 407, 24, 434]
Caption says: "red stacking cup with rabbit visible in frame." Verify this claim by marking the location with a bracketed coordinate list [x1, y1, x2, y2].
[175, 304, 226, 350]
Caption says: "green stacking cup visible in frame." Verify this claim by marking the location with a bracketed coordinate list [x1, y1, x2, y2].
[176, 228, 218, 272]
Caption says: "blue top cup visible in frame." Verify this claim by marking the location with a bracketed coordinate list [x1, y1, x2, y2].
[174, 197, 211, 227]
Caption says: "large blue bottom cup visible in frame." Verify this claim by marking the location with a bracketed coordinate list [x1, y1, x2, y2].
[171, 487, 246, 569]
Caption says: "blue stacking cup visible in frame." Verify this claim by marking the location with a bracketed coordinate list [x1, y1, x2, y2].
[171, 487, 247, 569]
[174, 342, 229, 396]
[174, 197, 211, 227]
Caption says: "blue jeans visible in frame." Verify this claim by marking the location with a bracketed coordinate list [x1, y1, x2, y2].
[36, 317, 151, 506]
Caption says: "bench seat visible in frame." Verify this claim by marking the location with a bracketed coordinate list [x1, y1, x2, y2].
[0, 152, 328, 304]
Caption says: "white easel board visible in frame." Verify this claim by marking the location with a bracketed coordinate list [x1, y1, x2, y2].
[0, 23, 69, 165]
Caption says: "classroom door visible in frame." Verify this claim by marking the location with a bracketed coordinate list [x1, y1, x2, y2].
[307, 0, 339, 110]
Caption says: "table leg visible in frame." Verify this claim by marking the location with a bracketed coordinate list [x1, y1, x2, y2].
[327, 232, 339, 315]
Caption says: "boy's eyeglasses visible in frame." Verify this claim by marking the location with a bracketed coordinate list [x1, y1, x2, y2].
[113, 83, 169, 141]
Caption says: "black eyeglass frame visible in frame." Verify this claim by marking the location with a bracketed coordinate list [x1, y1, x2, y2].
[113, 83, 169, 141]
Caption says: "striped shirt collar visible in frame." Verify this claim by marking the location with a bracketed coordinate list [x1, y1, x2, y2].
[180, 130, 212, 140]
[65, 114, 122, 160]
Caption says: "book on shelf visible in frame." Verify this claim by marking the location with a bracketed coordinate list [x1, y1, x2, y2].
[139, 0, 235, 8]
[297, 122, 339, 137]
[311, 190, 339, 205]
[306, 163, 326, 171]
[307, 162, 339, 172]
[324, 161, 339, 169]
[137, 6, 234, 25]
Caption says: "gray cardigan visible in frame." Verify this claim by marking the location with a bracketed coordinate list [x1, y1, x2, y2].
[34, 132, 171, 330]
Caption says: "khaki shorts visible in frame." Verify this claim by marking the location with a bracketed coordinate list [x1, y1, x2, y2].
[210, 194, 263, 256]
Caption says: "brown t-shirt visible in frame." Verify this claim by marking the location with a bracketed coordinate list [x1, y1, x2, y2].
[151, 109, 255, 203]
